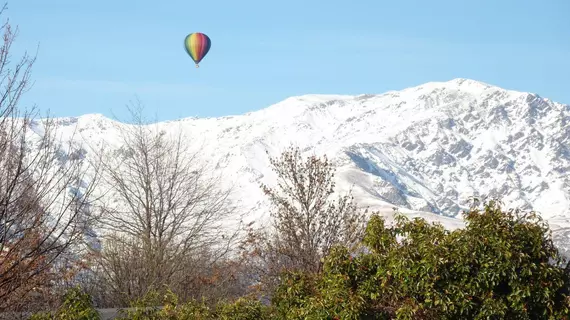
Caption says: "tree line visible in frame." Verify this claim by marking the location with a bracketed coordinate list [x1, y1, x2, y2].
[1, 7, 570, 319]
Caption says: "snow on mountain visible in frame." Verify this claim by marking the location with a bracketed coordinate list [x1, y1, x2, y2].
[26, 78, 570, 253]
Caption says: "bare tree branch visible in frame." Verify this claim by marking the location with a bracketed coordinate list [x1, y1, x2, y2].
[90, 101, 243, 305]
[241, 145, 368, 296]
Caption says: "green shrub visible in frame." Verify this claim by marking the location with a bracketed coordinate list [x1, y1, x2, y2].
[214, 297, 271, 319]
[272, 201, 570, 319]
[30, 286, 100, 320]
[115, 289, 272, 320]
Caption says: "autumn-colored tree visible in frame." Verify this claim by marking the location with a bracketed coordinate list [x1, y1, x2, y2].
[0, 4, 101, 312]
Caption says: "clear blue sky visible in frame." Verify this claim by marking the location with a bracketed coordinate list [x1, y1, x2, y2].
[7, 0, 570, 122]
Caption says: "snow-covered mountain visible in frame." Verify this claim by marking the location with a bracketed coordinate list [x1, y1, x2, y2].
[30, 78, 570, 253]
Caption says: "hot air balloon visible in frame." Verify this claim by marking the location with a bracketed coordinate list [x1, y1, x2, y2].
[184, 32, 211, 68]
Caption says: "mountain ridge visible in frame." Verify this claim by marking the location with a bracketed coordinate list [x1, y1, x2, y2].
[65, 78, 524, 122]
[25, 78, 570, 252]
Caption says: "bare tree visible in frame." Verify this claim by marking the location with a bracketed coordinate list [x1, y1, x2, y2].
[91, 102, 243, 305]
[0, 4, 101, 312]
[242, 145, 368, 295]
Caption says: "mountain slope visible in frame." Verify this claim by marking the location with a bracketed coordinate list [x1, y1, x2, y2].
[31, 78, 570, 250]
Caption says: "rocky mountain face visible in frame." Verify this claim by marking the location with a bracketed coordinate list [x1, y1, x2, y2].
[27, 78, 570, 252]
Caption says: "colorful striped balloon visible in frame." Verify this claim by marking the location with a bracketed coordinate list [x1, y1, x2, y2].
[184, 32, 211, 68]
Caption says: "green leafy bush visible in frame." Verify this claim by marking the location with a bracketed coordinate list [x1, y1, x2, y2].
[271, 201, 570, 319]
[30, 286, 100, 320]
[115, 289, 272, 320]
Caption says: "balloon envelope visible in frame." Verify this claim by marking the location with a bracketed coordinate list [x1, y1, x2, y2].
[184, 32, 211, 66]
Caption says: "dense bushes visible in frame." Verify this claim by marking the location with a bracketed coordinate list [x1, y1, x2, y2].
[33, 200, 570, 319]
[29, 287, 100, 320]
[267, 201, 570, 319]
[115, 290, 270, 320]
[30, 287, 270, 320]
